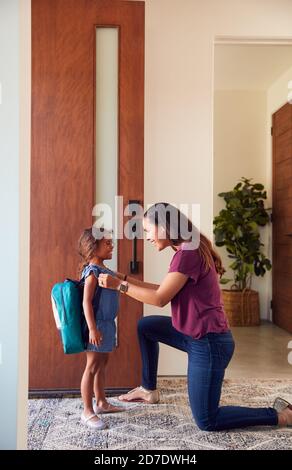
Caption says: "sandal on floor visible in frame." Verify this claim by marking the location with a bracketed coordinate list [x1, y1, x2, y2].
[273, 397, 292, 412]
[80, 412, 107, 430]
[273, 397, 292, 427]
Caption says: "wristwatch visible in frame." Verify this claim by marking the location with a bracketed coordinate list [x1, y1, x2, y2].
[119, 281, 129, 294]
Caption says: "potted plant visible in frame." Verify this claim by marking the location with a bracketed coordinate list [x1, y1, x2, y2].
[213, 177, 272, 326]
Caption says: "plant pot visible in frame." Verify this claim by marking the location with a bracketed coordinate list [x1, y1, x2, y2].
[221, 289, 260, 326]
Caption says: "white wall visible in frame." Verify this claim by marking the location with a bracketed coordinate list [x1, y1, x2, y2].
[213, 90, 271, 320]
[144, 0, 292, 375]
[268, 64, 292, 116]
[0, 0, 19, 449]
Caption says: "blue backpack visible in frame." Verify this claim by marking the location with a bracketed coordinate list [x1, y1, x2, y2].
[51, 279, 86, 354]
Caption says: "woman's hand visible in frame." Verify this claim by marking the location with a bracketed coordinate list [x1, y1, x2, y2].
[98, 273, 120, 290]
[89, 327, 103, 347]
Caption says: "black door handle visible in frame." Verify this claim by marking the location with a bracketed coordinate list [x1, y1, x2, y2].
[130, 234, 139, 274]
[129, 200, 140, 274]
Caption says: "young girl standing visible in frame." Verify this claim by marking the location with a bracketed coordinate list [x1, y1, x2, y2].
[78, 228, 123, 429]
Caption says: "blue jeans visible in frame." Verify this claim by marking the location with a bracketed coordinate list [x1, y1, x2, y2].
[138, 316, 278, 431]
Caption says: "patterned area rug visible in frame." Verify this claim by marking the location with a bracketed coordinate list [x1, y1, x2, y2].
[28, 378, 292, 450]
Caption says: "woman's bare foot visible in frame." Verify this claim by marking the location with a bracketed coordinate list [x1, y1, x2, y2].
[118, 386, 160, 404]
[278, 407, 292, 427]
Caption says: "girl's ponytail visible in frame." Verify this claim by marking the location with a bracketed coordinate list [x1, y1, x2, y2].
[77, 228, 99, 277]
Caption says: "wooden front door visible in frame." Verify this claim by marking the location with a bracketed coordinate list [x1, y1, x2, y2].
[30, 0, 144, 390]
[272, 102, 292, 333]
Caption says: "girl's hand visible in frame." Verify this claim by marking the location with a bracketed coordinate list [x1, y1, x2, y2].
[89, 328, 103, 347]
[98, 273, 120, 290]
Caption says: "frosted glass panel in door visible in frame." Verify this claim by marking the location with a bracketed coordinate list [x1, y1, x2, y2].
[95, 28, 118, 271]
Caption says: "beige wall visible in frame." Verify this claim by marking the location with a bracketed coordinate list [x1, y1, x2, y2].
[144, 0, 292, 375]
[213, 90, 271, 320]
[268, 64, 292, 117]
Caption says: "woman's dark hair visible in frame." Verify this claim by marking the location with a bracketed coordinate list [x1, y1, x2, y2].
[78, 228, 100, 276]
[144, 202, 225, 277]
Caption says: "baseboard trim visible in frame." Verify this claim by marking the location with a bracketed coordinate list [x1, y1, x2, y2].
[29, 377, 188, 398]
[29, 388, 130, 399]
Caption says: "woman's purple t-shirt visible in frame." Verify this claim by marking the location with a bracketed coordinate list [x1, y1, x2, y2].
[168, 244, 229, 339]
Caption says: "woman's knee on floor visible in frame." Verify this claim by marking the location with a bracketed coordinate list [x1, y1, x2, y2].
[193, 413, 218, 432]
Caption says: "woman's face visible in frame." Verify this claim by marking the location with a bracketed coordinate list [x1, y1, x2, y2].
[143, 217, 170, 251]
[96, 237, 114, 260]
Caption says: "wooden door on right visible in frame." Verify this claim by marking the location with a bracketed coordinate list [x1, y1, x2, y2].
[272, 102, 292, 333]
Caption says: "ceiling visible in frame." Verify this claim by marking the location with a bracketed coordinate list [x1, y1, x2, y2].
[214, 44, 292, 91]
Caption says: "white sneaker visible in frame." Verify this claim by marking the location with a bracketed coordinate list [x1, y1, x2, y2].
[80, 412, 107, 430]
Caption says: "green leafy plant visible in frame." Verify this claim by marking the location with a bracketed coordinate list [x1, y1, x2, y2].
[213, 177, 272, 291]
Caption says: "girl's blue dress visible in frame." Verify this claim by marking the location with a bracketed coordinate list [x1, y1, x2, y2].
[81, 264, 119, 352]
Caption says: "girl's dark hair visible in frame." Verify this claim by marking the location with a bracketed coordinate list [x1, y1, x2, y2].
[78, 228, 101, 276]
[144, 202, 225, 277]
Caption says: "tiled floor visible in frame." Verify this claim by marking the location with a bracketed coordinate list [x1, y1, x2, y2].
[225, 322, 292, 379]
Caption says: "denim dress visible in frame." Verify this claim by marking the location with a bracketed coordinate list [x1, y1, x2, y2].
[81, 264, 119, 352]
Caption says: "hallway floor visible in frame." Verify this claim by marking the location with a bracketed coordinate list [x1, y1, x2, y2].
[225, 322, 292, 379]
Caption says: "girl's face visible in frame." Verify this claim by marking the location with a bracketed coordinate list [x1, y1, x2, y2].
[95, 237, 114, 260]
[143, 217, 170, 251]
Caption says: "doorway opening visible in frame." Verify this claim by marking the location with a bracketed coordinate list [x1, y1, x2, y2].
[213, 39, 292, 378]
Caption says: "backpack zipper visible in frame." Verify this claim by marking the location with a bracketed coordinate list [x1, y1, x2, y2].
[60, 285, 68, 324]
